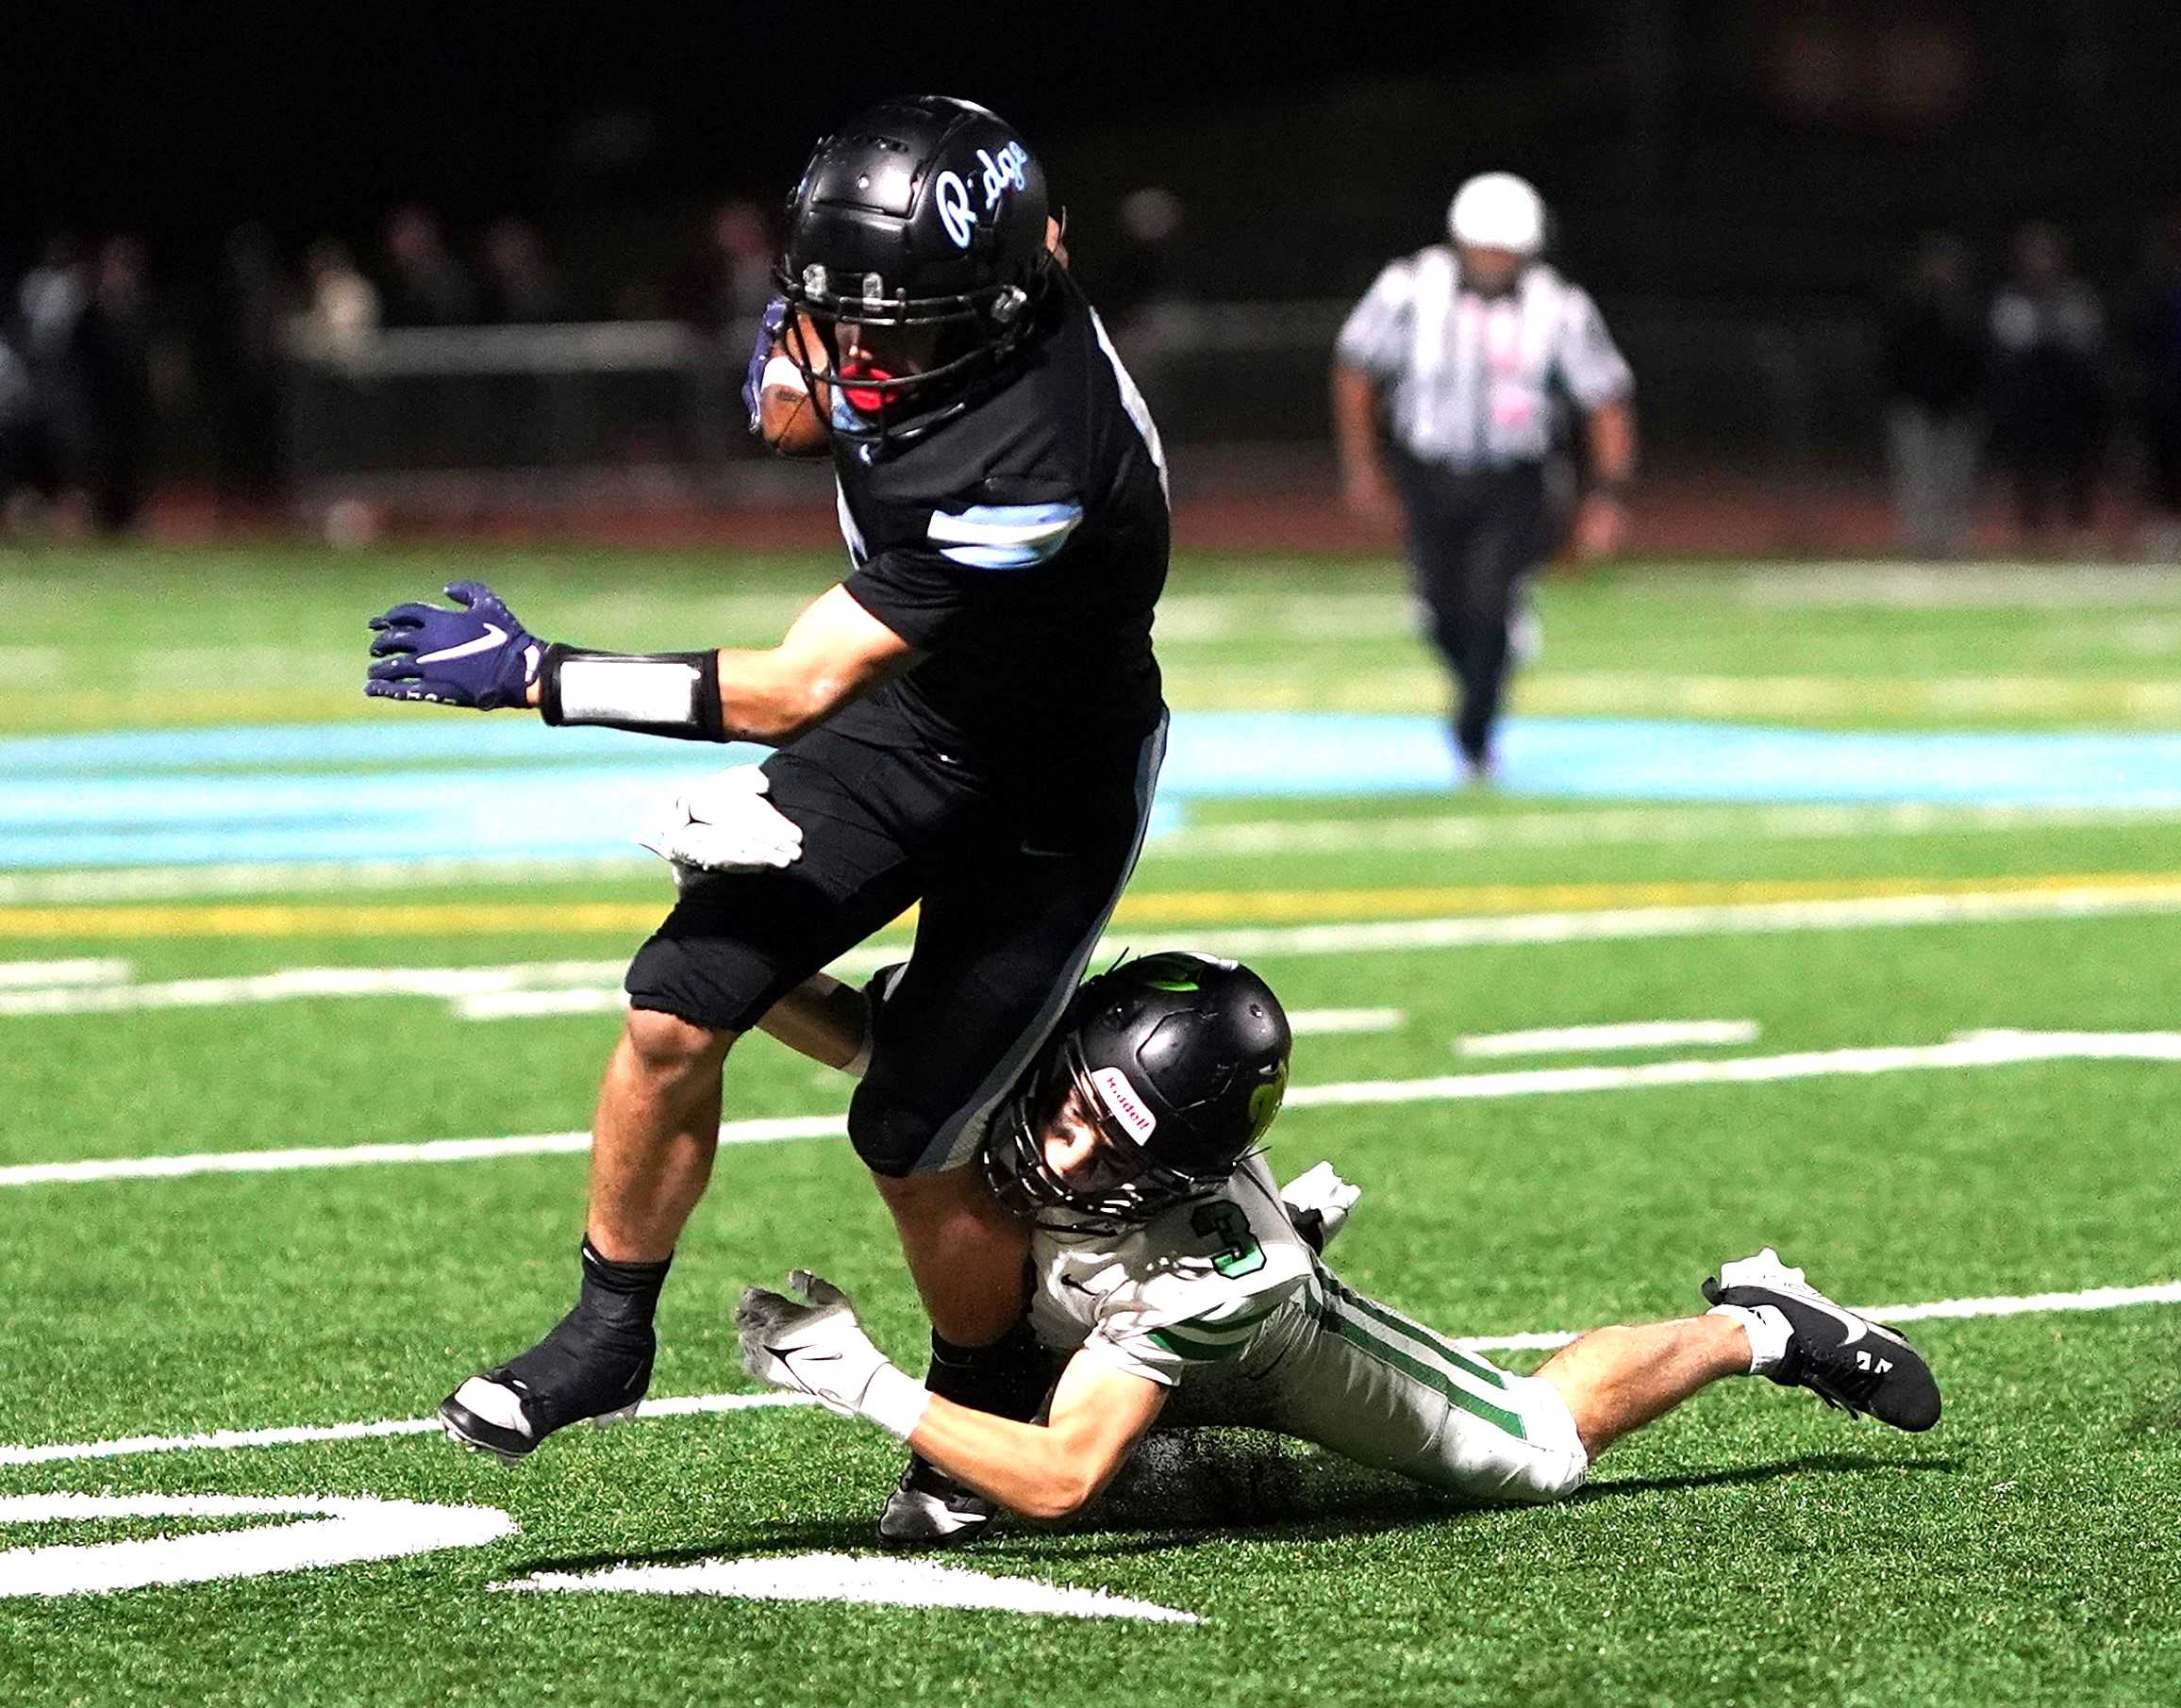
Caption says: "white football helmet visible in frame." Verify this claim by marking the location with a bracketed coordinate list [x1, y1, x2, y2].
[1448, 172, 1546, 256]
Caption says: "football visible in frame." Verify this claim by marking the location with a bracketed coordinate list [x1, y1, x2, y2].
[758, 351, 832, 458]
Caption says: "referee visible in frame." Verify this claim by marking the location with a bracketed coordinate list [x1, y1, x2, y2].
[1332, 172, 1636, 783]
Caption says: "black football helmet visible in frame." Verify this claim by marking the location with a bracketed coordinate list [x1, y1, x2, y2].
[775, 94, 1055, 440]
[984, 953, 1292, 1232]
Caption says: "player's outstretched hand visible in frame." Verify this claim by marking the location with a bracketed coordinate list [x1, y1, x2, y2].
[365, 580, 546, 710]
[635, 765, 804, 886]
[736, 1270, 894, 1419]
[1282, 1161, 1362, 1252]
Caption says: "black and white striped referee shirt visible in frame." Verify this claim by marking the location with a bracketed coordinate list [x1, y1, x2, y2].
[1336, 245, 1633, 470]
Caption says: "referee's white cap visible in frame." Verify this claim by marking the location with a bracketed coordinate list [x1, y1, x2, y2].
[1448, 173, 1545, 255]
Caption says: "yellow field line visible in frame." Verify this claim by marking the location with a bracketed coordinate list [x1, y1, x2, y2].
[4, 871, 2181, 939]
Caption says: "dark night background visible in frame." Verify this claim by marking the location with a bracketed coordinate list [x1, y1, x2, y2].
[8, 2, 2179, 305]
[6, 0, 2180, 531]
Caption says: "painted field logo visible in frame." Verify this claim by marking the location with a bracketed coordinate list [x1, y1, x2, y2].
[1090, 1066, 1157, 1144]
[0, 1493, 513, 1598]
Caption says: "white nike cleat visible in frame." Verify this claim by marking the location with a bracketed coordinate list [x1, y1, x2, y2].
[1704, 1249, 1941, 1432]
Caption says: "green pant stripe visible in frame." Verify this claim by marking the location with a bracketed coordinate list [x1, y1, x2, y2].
[1147, 1326, 1247, 1361]
[1322, 1302, 1528, 1440]
[1323, 1277, 1508, 1389]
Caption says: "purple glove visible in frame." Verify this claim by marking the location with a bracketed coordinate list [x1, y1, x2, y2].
[741, 296, 789, 433]
[365, 580, 545, 710]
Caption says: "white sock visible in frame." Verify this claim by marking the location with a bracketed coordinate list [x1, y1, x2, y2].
[1707, 1302, 1791, 1375]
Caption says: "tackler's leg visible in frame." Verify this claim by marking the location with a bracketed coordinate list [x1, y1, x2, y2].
[862, 721, 1167, 1545]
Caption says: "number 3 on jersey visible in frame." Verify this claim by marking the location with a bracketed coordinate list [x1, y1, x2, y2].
[1190, 1202, 1265, 1278]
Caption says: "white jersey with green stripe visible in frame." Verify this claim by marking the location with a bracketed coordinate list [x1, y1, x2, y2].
[1026, 1154, 1315, 1388]
[1026, 1156, 1590, 1504]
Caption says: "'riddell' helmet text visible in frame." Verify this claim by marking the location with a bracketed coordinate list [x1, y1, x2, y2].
[985, 953, 1292, 1233]
[776, 94, 1054, 443]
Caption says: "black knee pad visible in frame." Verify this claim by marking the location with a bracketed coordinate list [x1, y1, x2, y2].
[847, 1075, 951, 1179]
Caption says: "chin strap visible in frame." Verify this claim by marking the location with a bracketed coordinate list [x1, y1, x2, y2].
[539, 645, 729, 741]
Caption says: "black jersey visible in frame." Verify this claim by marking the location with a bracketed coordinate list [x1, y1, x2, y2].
[827, 276, 1170, 788]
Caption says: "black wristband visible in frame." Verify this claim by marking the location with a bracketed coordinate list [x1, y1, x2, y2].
[539, 644, 728, 742]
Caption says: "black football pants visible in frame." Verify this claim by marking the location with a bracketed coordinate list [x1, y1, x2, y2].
[624, 719, 1166, 1177]
[1391, 458, 1552, 768]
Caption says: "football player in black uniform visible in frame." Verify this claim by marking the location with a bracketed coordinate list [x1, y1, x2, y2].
[363, 97, 1172, 1544]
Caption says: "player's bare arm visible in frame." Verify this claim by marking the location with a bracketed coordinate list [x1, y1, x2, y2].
[365, 577, 917, 749]
[738, 1272, 1166, 1522]
[907, 1350, 1167, 1519]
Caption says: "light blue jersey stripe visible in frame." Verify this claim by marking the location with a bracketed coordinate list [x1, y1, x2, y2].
[928, 501, 1083, 570]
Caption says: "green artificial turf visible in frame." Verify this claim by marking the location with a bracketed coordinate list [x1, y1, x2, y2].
[2, 544, 2177, 1705]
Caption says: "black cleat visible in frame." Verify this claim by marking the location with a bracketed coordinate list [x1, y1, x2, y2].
[1704, 1248, 1940, 1433]
[875, 1454, 995, 1549]
[439, 1306, 653, 1464]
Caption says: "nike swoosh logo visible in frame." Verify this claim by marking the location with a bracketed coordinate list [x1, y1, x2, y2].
[1790, 1289, 1868, 1346]
[416, 622, 508, 665]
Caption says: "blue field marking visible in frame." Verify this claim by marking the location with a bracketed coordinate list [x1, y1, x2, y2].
[7, 714, 2181, 870]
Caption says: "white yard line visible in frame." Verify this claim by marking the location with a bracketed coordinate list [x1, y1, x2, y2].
[1155, 883, 2181, 960]
[9, 1029, 2179, 1190]
[0, 1393, 813, 1469]
[12, 881, 2181, 1024]
[0, 1115, 844, 1188]
[1457, 1020, 1758, 1057]
[1284, 1030, 2181, 1110]
[3, 1279, 2170, 1468]
[1290, 1008, 1405, 1036]
[0, 960, 632, 1019]
[0, 958, 130, 989]
[493, 1552, 1201, 1624]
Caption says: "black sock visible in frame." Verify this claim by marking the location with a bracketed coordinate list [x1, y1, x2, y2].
[494, 1241, 669, 1426]
[924, 1318, 1054, 1423]
[576, 1238, 672, 1331]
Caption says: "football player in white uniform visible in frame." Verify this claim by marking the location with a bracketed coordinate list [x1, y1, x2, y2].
[732, 949, 1941, 1533]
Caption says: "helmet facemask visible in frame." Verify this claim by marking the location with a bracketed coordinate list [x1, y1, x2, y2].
[774, 257, 1046, 445]
[983, 1038, 1238, 1236]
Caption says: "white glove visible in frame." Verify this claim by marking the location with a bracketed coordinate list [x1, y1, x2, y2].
[1281, 1161, 1362, 1252]
[635, 765, 804, 887]
[734, 1270, 930, 1439]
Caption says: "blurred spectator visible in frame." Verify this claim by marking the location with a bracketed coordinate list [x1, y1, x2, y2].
[1107, 187, 1188, 335]
[1989, 222, 2106, 550]
[0, 327, 66, 525]
[381, 206, 477, 327]
[1879, 233, 1985, 558]
[678, 200, 775, 335]
[17, 235, 90, 489]
[204, 223, 291, 517]
[18, 235, 88, 365]
[480, 219, 566, 323]
[292, 240, 379, 360]
[2122, 206, 2181, 559]
[675, 200, 776, 472]
[70, 236, 157, 534]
